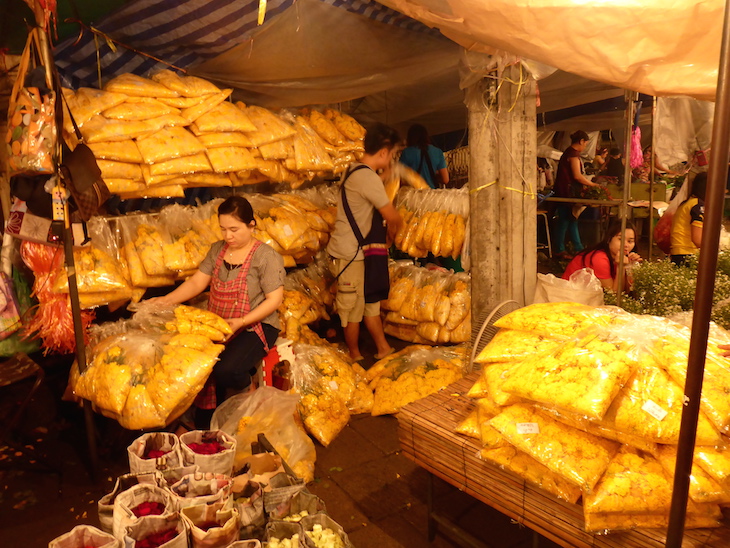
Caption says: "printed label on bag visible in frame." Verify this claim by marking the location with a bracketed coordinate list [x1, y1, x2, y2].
[516, 422, 540, 435]
[283, 224, 293, 237]
[329, 380, 339, 391]
[642, 400, 668, 421]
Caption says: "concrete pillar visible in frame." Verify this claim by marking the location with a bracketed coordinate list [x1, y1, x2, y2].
[467, 63, 537, 324]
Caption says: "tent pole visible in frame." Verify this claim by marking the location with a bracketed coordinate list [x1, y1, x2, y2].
[616, 91, 636, 303]
[649, 96, 657, 260]
[665, 0, 730, 544]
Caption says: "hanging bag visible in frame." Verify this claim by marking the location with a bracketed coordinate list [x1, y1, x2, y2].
[338, 165, 390, 303]
[6, 27, 56, 177]
[57, 89, 111, 221]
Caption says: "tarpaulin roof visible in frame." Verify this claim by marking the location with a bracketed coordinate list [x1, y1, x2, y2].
[377, 0, 724, 101]
[47, 0, 723, 136]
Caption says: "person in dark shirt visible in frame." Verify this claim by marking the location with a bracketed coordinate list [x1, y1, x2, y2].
[604, 148, 625, 185]
[553, 130, 601, 259]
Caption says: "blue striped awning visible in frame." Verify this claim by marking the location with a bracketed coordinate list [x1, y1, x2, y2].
[54, 0, 439, 88]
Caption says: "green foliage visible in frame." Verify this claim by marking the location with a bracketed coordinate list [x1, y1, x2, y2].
[607, 252, 730, 331]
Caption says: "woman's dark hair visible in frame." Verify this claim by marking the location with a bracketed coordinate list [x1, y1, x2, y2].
[570, 130, 589, 144]
[574, 220, 637, 280]
[691, 172, 708, 200]
[363, 123, 401, 155]
[218, 196, 255, 224]
[406, 124, 430, 148]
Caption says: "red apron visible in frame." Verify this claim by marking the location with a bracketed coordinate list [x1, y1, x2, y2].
[194, 241, 269, 409]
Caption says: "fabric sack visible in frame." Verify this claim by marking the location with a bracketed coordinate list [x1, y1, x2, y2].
[180, 499, 240, 548]
[49, 525, 120, 548]
[179, 430, 236, 475]
[128, 432, 183, 475]
[122, 513, 188, 548]
[112, 483, 176, 539]
[99, 472, 160, 533]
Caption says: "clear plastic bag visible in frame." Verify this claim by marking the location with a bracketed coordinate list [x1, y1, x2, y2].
[290, 344, 356, 446]
[694, 443, 730, 485]
[500, 327, 641, 420]
[600, 354, 721, 445]
[475, 329, 561, 363]
[493, 302, 613, 339]
[583, 506, 722, 534]
[488, 404, 619, 492]
[52, 217, 132, 297]
[651, 322, 730, 433]
[655, 445, 730, 504]
[159, 204, 218, 272]
[478, 444, 582, 504]
[583, 447, 672, 516]
[211, 387, 317, 483]
[369, 346, 465, 416]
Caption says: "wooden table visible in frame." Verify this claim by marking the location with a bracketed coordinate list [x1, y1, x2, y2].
[397, 373, 730, 548]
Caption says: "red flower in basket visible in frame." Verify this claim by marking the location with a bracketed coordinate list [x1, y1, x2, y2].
[132, 501, 166, 518]
[187, 440, 226, 455]
[144, 448, 170, 459]
[136, 528, 178, 548]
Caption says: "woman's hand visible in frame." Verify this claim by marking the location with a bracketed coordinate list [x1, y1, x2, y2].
[628, 252, 642, 264]
[226, 317, 246, 334]
[146, 295, 175, 306]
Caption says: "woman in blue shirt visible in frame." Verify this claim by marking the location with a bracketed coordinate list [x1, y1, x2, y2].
[399, 124, 449, 189]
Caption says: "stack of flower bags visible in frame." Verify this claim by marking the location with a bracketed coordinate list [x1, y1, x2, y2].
[382, 262, 470, 344]
[393, 187, 468, 260]
[61, 71, 366, 197]
[457, 301, 730, 533]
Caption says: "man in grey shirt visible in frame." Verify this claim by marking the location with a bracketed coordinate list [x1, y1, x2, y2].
[327, 123, 402, 361]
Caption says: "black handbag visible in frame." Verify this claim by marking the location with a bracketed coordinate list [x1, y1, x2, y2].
[57, 84, 110, 221]
[338, 165, 390, 303]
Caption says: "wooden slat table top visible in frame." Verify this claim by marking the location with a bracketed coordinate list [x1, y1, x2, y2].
[397, 373, 730, 548]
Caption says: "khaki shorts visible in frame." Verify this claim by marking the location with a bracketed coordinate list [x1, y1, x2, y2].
[331, 258, 380, 327]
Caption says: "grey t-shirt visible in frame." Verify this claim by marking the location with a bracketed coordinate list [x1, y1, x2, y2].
[198, 240, 285, 329]
[326, 163, 390, 261]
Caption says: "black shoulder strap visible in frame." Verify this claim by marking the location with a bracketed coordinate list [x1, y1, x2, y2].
[422, 146, 437, 183]
[340, 164, 370, 247]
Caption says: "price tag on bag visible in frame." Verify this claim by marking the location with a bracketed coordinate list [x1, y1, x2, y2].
[516, 422, 540, 435]
[642, 400, 668, 421]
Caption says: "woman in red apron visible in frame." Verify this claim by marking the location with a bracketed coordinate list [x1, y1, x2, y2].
[151, 196, 284, 428]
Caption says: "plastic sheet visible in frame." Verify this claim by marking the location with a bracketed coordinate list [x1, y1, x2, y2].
[489, 404, 619, 492]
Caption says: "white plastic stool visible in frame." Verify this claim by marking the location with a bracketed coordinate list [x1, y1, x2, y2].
[536, 210, 552, 258]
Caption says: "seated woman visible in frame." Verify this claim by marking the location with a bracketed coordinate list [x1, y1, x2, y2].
[562, 220, 642, 292]
[669, 172, 707, 265]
